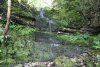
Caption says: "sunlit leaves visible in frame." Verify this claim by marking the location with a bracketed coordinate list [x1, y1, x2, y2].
[18, 0, 54, 9]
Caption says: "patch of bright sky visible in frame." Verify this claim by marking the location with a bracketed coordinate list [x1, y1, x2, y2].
[27, 0, 54, 10]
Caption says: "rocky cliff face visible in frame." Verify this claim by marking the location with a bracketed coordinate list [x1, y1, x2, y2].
[81, 0, 100, 27]
[79, 0, 100, 34]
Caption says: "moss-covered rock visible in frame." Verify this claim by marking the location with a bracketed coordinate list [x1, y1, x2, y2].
[54, 56, 75, 67]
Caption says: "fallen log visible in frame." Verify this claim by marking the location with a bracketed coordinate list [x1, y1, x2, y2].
[58, 27, 100, 35]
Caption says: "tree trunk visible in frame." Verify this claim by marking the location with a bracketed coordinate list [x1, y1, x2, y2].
[3, 0, 11, 44]
[4, 0, 11, 35]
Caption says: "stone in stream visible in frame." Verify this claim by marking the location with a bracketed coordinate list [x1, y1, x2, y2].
[14, 64, 23, 67]
[15, 62, 54, 67]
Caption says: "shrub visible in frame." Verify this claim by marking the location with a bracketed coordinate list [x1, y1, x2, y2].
[57, 33, 90, 45]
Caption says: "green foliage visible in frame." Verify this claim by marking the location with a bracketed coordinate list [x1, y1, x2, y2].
[10, 24, 37, 35]
[0, 36, 34, 64]
[12, 0, 34, 18]
[92, 35, 100, 49]
[7, 24, 37, 61]
[0, 24, 4, 44]
[0, 19, 6, 24]
[57, 33, 90, 45]
[46, 0, 82, 28]
[0, 35, 3, 43]
[0, 23, 37, 64]
[57, 33, 100, 49]
[5, 58, 16, 64]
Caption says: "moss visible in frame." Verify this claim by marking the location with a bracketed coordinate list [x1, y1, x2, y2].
[54, 56, 75, 67]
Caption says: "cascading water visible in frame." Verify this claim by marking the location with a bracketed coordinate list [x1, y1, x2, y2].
[39, 8, 60, 46]
[40, 8, 45, 18]
[39, 8, 53, 33]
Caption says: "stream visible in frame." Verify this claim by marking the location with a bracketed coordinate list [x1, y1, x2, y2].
[34, 31, 88, 57]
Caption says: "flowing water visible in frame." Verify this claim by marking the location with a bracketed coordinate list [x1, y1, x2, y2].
[35, 8, 56, 32]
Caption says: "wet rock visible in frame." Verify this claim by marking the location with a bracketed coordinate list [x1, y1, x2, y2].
[17, 62, 55, 67]
[14, 53, 99, 67]
[14, 64, 23, 67]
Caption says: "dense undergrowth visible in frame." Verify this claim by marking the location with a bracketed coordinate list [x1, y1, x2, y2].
[0, 21, 36, 64]
[57, 33, 100, 49]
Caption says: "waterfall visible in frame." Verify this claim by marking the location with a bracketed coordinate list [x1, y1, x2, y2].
[39, 8, 54, 33]
[37, 8, 60, 47]
[40, 8, 45, 18]
[39, 9, 57, 58]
